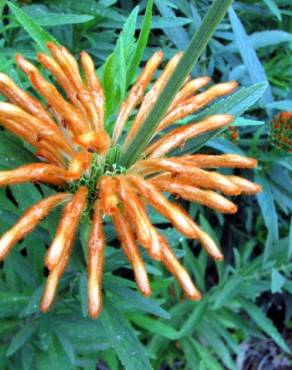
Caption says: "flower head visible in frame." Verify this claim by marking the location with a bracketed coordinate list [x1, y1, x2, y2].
[270, 112, 292, 152]
[0, 43, 261, 318]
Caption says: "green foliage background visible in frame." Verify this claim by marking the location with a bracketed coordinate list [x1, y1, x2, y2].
[0, 0, 291, 369]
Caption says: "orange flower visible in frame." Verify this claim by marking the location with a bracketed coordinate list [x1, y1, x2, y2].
[0, 43, 261, 318]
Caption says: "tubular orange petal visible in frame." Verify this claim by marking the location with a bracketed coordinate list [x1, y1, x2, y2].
[167, 77, 212, 112]
[68, 152, 93, 180]
[45, 186, 88, 270]
[98, 176, 119, 216]
[159, 236, 201, 300]
[113, 51, 164, 144]
[118, 177, 161, 259]
[0, 72, 56, 125]
[80, 51, 105, 130]
[40, 267, 60, 312]
[45, 43, 103, 132]
[156, 81, 238, 132]
[74, 130, 110, 154]
[127, 175, 200, 239]
[0, 193, 71, 261]
[16, 54, 90, 136]
[0, 163, 68, 186]
[228, 176, 262, 194]
[146, 114, 234, 158]
[112, 207, 151, 297]
[123, 52, 182, 147]
[0, 101, 73, 157]
[151, 179, 238, 214]
[37, 52, 88, 119]
[179, 154, 258, 168]
[87, 200, 105, 318]
[132, 158, 242, 195]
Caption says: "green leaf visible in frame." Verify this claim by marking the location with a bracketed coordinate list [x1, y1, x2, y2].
[20, 12, 94, 27]
[255, 172, 279, 261]
[212, 276, 242, 309]
[35, 335, 74, 370]
[180, 339, 200, 368]
[262, 0, 282, 20]
[79, 273, 88, 317]
[228, 7, 272, 104]
[19, 286, 43, 318]
[233, 117, 264, 127]
[117, 6, 139, 95]
[127, 0, 154, 86]
[120, 0, 233, 167]
[106, 284, 170, 319]
[6, 321, 38, 356]
[100, 297, 153, 370]
[239, 298, 290, 353]
[0, 132, 37, 170]
[54, 329, 75, 365]
[178, 299, 208, 337]
[128, 313, 178, 340]
[7, 1, 58, 52]
[271, 268, 285, 293]
[200, 321, 236, 369]
[21, 344, 35, 370]
[289, 217, 292, 260]
[192, 339, 224, 370]
[0, 292, 29, 318]
[103, 7, 139, 117]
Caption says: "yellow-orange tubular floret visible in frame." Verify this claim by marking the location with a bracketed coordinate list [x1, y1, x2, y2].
[0, 43, 261, 318]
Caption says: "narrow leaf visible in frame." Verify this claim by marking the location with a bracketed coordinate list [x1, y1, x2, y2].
[7, 1, 58, 52]
[127, 0, 154, 86]
[228, 7, 272, 104]
[255, 172, 279, 261]
[239, 298, 289, 353]
[7, 321, 38, 356]
[100, 297, 153, 370]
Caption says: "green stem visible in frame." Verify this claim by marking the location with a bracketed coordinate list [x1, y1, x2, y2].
[119, 0, 233, 168]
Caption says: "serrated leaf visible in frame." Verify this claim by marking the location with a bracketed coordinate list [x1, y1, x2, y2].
[199, 321, 236, 369]
[7, 1, 58, 52]
[239, 298, 289, 353]
[100, 297, 153, 370]
[127, 0, 154, 86]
